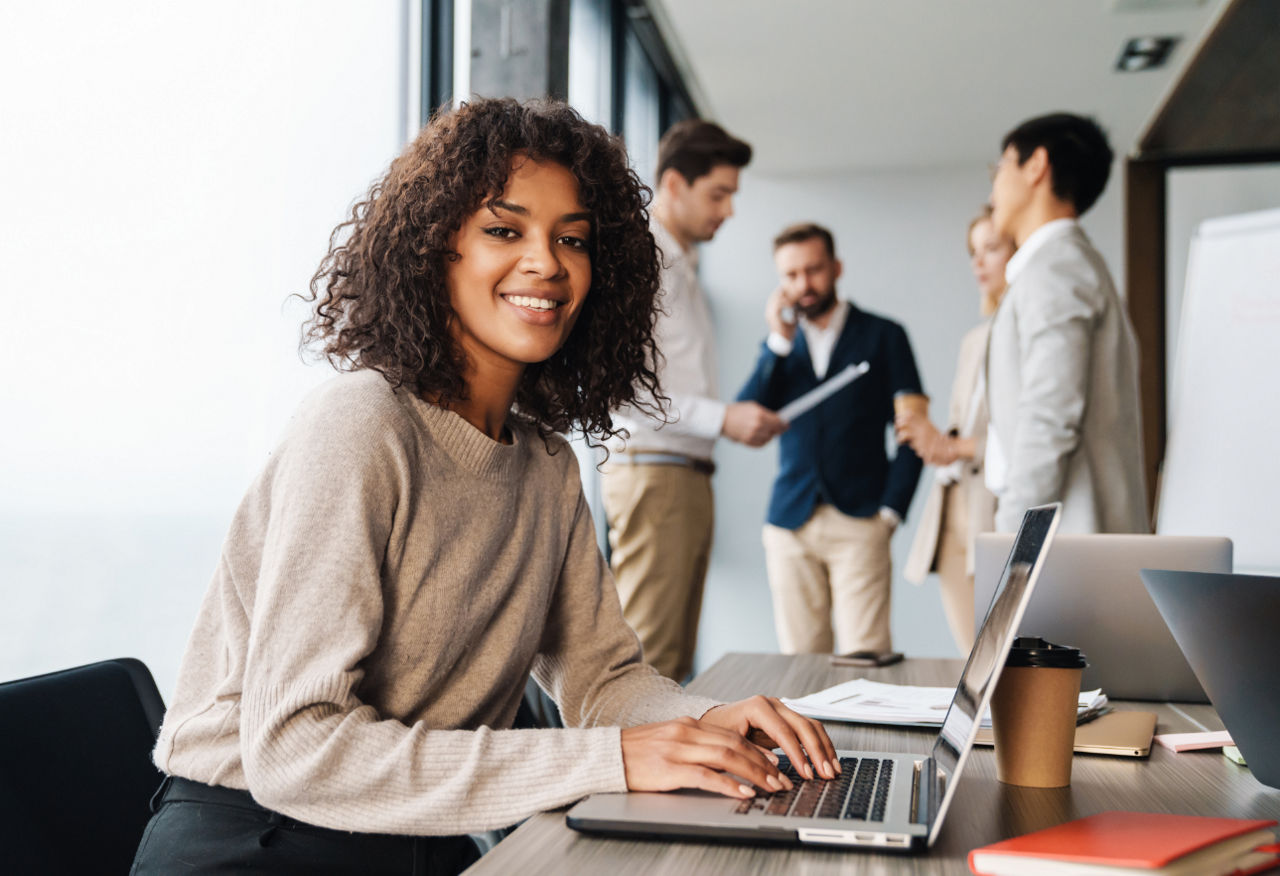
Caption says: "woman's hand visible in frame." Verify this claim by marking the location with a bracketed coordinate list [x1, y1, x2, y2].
[620, 716, 793, 799]
[701, 695, 840, 781]
[895, 413, 956, 466]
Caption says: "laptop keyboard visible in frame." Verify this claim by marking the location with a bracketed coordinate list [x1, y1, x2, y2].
[733, 755, 894, 821]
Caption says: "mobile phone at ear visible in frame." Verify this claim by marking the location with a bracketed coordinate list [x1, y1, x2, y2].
[829, 650, 904, 667]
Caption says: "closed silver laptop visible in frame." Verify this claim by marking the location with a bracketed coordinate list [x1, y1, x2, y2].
[974, 534, 1232, 703]
[566, 503, 1062, 851]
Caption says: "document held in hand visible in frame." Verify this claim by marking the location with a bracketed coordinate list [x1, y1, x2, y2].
[775, 360, 869, 423]
[967, 811, 1280, 876]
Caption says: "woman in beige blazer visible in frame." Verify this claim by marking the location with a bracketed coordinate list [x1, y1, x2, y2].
[898, 210, 1013, 652]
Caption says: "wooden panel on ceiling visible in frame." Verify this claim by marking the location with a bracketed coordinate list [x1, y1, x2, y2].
[1138, 0, 1280, 161]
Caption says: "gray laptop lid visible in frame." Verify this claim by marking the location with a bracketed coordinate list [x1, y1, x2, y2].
[974, 534, 1232, 702]
[926, 503, 1062, 845]
[1142, 570, 1280, 790]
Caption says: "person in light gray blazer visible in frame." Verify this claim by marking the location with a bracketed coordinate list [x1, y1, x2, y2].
[985, 113, 1149, 535]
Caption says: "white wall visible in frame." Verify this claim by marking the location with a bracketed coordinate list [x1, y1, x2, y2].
[0, 2, 407, 698]
[691, 162, 1124, 670]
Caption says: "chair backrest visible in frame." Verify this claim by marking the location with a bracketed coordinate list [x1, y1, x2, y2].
[0, 658, 166, 875]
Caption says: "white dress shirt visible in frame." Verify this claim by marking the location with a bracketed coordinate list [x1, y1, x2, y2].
[984, 217, 1078, 497]
[609, 219, 725, 460]
[765, 299, 849, 379]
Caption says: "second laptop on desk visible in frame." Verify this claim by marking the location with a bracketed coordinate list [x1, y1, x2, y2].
[974, 533, 1232, 703]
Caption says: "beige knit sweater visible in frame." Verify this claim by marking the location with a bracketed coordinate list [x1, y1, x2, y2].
[153, 370, 720, 835]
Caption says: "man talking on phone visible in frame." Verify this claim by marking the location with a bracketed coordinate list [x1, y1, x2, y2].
[737, 222, 924, 656]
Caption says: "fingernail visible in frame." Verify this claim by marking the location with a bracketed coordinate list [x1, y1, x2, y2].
[803, 763, 814, 780]
[834, 759, 843, 774]
[823, 760, 835, 779]
[782, 775, 794, 790]
[738, 784, 755, 797]
[765, 750, 779, 765]
[767, 774, 783, 791]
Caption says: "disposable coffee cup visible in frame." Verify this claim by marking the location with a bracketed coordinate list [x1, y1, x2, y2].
[989, 637, 1087, 788]
[893, 391, 929, 420]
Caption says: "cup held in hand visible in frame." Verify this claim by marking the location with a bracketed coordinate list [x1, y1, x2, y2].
[990, 637, 1087, 788]
[892, 391, 929, 420]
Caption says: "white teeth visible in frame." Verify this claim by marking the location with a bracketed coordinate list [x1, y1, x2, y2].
[505, 295, 559, 311]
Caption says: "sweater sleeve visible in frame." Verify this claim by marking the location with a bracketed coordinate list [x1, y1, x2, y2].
[532, 458, 722, 727]
[234, 395, 653, 835]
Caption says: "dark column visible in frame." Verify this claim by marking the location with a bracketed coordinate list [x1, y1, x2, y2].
[1123, 157, 1167, 524]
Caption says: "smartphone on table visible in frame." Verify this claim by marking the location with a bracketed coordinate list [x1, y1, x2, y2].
[828, 650, 904, 667]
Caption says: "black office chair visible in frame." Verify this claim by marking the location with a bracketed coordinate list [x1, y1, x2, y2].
[0, 658, 166, 876]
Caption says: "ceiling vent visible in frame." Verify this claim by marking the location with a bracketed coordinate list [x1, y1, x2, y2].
[1116, 36, 1181, 71]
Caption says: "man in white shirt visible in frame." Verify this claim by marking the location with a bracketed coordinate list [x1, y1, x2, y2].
[985, 112, 1148, 534]
[603, 120, 785, 682]
[737, 223, 924, 655]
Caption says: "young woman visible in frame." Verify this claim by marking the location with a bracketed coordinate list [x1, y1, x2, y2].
[899, 209, 1015, 652]
[130, 98, 836, 875]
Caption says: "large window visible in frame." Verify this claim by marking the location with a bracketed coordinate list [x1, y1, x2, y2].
[0, 2, 409, 696]
[0, 1, 702, 694]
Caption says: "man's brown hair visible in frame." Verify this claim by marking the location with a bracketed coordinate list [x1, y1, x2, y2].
[773, 222, 835, 258]
[656, 119, 751, 184]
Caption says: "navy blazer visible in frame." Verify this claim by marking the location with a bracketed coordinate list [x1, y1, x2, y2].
[737, 303, 924, 530]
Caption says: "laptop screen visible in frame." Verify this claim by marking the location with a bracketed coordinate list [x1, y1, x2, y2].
[926, 503, 1060, 845]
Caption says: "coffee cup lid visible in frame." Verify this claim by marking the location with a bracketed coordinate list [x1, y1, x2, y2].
[1005, 636, 1087, 668]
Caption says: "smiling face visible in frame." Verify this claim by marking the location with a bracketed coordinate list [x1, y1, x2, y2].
[774, 236, 841, 320]
[445, 157, 593, 378]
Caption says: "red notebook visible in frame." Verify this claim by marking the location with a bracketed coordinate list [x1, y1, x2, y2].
[968, 811, 1280, 876]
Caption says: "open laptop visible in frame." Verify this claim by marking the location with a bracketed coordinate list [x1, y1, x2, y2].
[566, 503, 1062, 852]
[974, 534, 1232, 702]
[1142, 569, 1280, 790]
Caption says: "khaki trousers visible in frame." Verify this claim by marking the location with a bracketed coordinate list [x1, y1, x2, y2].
[601, 463, 713, 681]
[934, 483, 976, 653]
[762, 505, 893, 655]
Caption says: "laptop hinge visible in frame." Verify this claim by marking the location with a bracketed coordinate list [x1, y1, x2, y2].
[910, 757, 939, 826]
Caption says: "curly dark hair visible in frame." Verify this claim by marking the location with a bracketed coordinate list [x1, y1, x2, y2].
[301, 97, 665, 445]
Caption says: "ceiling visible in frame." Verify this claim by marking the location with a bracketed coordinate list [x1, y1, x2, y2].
[649, 0, 1230, 175]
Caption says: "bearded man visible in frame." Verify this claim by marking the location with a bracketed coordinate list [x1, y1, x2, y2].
[737, 222, 924, 655]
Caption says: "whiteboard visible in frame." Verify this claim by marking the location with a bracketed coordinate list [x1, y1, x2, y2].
[1158, 207, 1280, 571]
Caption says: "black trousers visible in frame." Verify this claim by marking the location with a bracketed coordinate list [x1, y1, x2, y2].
[130, 777, 481, 876]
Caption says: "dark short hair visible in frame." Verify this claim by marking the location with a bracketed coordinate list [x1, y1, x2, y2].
[773, 222, 836, 258]
[656, 119, 752, 185]
[302, 97, 664, 445]
[1002, 113, 1113, 216]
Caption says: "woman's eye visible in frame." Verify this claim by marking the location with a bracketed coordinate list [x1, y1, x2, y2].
[484, 226, 518, 239]
[559, 235, 589, 250]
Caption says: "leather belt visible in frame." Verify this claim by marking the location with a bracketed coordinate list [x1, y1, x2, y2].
[613, 451, 715, 476]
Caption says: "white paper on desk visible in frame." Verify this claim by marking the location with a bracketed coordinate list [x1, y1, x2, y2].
[782, 678, 1106, 728]
[776, 361, 869, 423]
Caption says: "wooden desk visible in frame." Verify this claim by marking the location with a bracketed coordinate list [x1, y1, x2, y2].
[465, 653, 1280, 874]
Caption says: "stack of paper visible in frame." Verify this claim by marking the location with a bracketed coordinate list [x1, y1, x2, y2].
[782, 678, 1107, 728]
